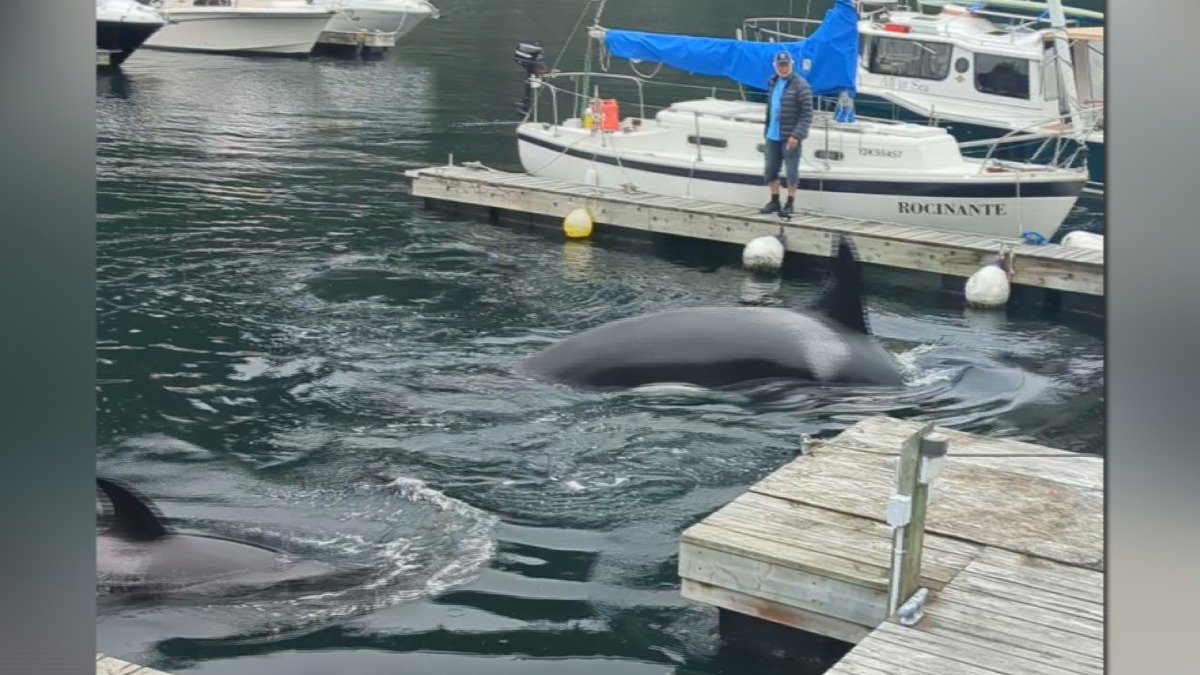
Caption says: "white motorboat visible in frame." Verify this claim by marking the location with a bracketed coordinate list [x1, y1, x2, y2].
[321, 0, 439, 42]
[143, 0, 337, 55]
[513, 0, 1087, 241]
[517, 97, 1086, 240]
[96, 0, 166, 67]
[740, 0, 1105, 193]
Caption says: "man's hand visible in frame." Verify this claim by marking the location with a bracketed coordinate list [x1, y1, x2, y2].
[787, 136, 799, 150]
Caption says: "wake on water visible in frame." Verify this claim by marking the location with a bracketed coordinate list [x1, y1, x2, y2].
[96, 471, 499, 633]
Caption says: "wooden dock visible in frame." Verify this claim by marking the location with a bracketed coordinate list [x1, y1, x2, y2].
[404, 164, 1104, 302]
[97, 654, 172, 675]
[680, 415, 1103, 674]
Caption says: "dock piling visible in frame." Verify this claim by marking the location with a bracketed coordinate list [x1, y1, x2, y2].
[887, 428, 948, 620]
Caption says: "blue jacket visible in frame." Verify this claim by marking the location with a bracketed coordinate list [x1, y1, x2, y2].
[763, 72, 814, 142]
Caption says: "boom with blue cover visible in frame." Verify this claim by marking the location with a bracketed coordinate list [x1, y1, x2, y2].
[602, 0, 860, 97]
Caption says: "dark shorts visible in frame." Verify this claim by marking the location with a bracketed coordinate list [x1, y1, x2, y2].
[763, 139, 801, 187]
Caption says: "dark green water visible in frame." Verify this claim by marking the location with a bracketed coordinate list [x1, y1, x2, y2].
[96, 2, 1105, 674]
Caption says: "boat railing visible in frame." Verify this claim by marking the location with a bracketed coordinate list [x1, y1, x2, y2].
[738, 17, 824, 42]
[527, 71, 650, 128]
[971, 106, 1102, 174]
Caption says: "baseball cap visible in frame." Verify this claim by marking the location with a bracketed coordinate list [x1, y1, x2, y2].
[774, 51, 794, 65]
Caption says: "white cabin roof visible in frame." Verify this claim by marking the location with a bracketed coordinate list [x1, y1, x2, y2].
[661, 98, 952, 140]
[865, 5, 1054, 56]
[666, 98, 767, 123]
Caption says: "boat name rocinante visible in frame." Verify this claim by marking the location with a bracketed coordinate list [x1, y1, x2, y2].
[898, 202, 1009, 217]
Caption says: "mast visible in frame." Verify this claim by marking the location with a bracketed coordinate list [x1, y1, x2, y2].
[1045, 0, 1084, 138]
[579, 0, 609, 118]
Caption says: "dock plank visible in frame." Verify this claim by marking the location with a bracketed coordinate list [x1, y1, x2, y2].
[946, 568, 1104, 622]
[931, 586, 1103, 641]
[97, 655, 172, 675]
[700, 495, 978, 587]
[868, 622, 1089, 675]
[823, 416, 1089, 458]
[973, 548, 1104, 602]
[681, 578, 874, 643]
[408, 167, 1104, 297]
[913, 596, 1103, 660]
[827, 553, 1105, 675]
[680, 540, 891, 627]
[750, 447, 1103, 568]
[816, 420, 1104, 493]
[849, 635, 1033, 675]
[730, 491, 983, 559]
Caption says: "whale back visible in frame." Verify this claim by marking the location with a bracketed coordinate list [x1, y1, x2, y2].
[518, 305, 900, 389]
[517, 235, 901, 389]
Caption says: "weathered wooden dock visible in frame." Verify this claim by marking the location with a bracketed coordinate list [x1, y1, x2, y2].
[97, 654, 172, 675]
[404, 164, 1104, 304]
[680, 415, 1103, 674]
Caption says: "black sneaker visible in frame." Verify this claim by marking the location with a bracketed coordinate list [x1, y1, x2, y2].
[781, 198, 795, 217]
[759, 198, 781, 214]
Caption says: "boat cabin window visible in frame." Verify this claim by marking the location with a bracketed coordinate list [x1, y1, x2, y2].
[864, 36, 953, 81]
[193, 0, 233, 6]
[687, 135, 728, 149]
[974, 53, 1031, 100]
[815, 150, 844, 161]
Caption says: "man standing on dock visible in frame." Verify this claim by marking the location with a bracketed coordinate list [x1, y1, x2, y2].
[760, 51, 813, 218]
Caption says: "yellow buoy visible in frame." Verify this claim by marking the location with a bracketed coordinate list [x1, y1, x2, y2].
[563, 207, 593, 239]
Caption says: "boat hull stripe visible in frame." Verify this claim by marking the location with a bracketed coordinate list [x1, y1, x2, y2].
[517, 132, 1084, 199]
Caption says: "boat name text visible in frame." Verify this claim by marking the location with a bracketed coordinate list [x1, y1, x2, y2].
[878, 76, 932, 93]
[898, 202, 1009, 217]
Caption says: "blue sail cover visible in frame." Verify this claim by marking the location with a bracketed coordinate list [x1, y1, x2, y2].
[602, 0, 860, 98]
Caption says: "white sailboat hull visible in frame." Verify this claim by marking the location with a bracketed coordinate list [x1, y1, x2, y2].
[516, 98, 1085, 240]
[520, 135, 1077, 239]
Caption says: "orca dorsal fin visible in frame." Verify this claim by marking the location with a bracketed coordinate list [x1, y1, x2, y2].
[96, 477, 171, 542]
[811, 235, 871, 335]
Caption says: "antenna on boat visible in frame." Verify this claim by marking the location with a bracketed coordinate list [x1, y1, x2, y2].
[578, 0, 609, 119]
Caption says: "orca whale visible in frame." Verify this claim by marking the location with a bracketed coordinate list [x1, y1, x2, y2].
[517, 235, 904, 390]
[96, 477, 365, 599]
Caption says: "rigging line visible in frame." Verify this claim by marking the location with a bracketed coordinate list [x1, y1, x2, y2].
[551, 0, 598, 72]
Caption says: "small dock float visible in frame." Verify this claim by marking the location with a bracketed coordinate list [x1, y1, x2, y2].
[404, 164, 1104, 306]
[97, 654, 172, 675]
[679, 415, 1103, 674]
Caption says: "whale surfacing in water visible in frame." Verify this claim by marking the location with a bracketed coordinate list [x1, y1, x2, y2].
[96, 477, 362, 599]
[518, 235, 903, 390]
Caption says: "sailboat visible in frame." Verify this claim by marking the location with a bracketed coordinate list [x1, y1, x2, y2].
[740, 0, 1104, 196]
[514, 0, 1087, 241]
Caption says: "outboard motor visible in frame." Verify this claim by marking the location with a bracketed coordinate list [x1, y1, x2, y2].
[514, 43, 549, 119]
